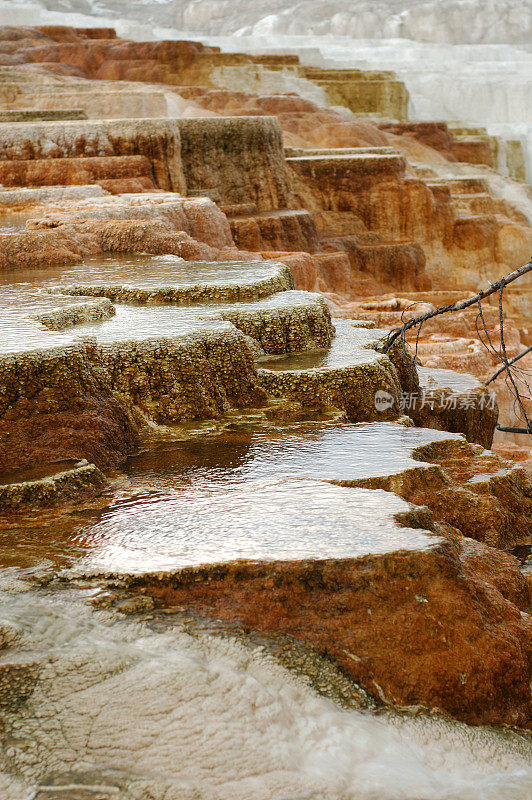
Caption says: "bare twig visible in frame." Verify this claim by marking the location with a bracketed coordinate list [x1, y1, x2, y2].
[383, 259, 532, 436]
[497, 285, 531, 432]
[497, 424, 532, 434]
[384, 260, 532, 351]
[487, 344, 532, 384]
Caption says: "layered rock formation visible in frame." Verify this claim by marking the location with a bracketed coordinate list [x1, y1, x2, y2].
[0, 23, 530, 795]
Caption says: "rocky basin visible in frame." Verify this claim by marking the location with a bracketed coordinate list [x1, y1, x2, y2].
[0, 19, 530, 800]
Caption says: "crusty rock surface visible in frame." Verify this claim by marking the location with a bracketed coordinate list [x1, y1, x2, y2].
[0, 460, 106, 511]
[0, 23, 530, 755]
[0, 342, 139, 471]
[176, 116, 292, 210]
[118, 531, 531, 728]
[0, 118, 186, 192]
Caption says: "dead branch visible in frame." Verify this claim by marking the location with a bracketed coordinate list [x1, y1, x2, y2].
[497, 424, 532, 434]
[383, 259, 532, 436]
[383, 260, 532, 351]
[486, 344, 532, 384]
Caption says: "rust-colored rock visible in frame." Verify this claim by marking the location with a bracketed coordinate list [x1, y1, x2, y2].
[0, 344, 138, 472]
[0, 155, 157, 190]
[349, 436, 532, 549]
[134, 532, 531, 728]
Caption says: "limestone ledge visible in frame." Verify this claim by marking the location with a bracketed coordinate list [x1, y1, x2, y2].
[176, 116, 292, 211]
[0, 292, 118, 353]
[25, 192, 235, 249]
[228, 208, 320, 253]
[55, 260, 294, 305]
[32, 296, 115, 330]
[0, 301, 410, 478]
[0, 154, 157, 191]
[60, 528, 531, 728]
[257, 321, 498, 445]
[0, 119, 186, 193]
[0, 325, 262, 425]
[0, 338, 139, 472]
[0, 109, 88, 122]
[0, 460, 105, 511]
[0, 281, 499, 467]
[0, 184, 109, 210]
[217, 291, 334, 354]
[0, 340, 99, 415]
[414, 366, 499, 449]
[287, 153, 407, 184]
[285, 146, 399, 158]
[100, 326, 263, 423]
[258, 322, 403, 421]
[333, 434, 532, 550]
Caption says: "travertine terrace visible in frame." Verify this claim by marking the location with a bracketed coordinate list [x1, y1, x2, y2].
[0, 21, 530, 800]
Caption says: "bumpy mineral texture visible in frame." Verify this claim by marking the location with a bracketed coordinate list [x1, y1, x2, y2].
[0, 461, 106, 511]
[0, 119, 186, 192]
[0, 342, 138, 471]
[176, 117, 292, 210]
[0, 22, 530, 742]
[123, 531, 532, 728]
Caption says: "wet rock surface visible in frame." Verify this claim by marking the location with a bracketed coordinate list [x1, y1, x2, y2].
[122, 537, 531, 728]
[0, 19, 530, 798]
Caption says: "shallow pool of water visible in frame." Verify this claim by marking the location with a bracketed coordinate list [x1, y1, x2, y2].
[0, 422, 459, 574]
[258, 319, 381, 370]
[0, 253, 283, 291]
[71, 480, 436, 574]
[122, 422, 459, 488]
[0, 255, 302, 354]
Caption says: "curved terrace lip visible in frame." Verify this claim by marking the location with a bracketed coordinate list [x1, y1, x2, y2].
[0, 17, 530, 789]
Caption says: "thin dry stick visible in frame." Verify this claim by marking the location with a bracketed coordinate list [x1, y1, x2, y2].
[497, 285, 531, 433]
[486, 344, 532, 384]
[383, 259, 532, 435]
[383, 260, 532, 351]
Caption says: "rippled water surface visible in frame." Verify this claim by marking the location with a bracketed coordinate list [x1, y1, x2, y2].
[0, 422, 459, 574]
[0, 254, 279, 289]
[258, 319, 381, 369]
[0, 585, 529, 800]
[0, 255, 301, 353]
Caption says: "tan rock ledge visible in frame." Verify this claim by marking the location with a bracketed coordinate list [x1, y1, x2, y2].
[24, 191, 234, 249]
[0, 460, 105, 511]
[0, 119, 186, 193]
[216, 290, 333, 353]
[114, 532, 530, 728]
[0, 185, 108, 210]
[257, 319, 409, 422]
[46, 449, 528, 728]
[414, 365, 499, 449]
[176, 116, 292, 210]
[53, 259, 294, 305]
[0, 109, 87, 122]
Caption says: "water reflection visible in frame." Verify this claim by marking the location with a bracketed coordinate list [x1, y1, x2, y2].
[258, 319, 380, 370]
[0, 254, 282, 291]
[0, 255, 298, 353]
[0, 422, 458, 574]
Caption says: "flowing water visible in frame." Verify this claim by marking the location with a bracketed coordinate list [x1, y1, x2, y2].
[0, 421, 456, 573]
[0, 420, 531, 799]
[0, 581, 530, 800]
[0, 0, 531, 781]
[0, 254, 292, 353]
[0, 249, 530, 796]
